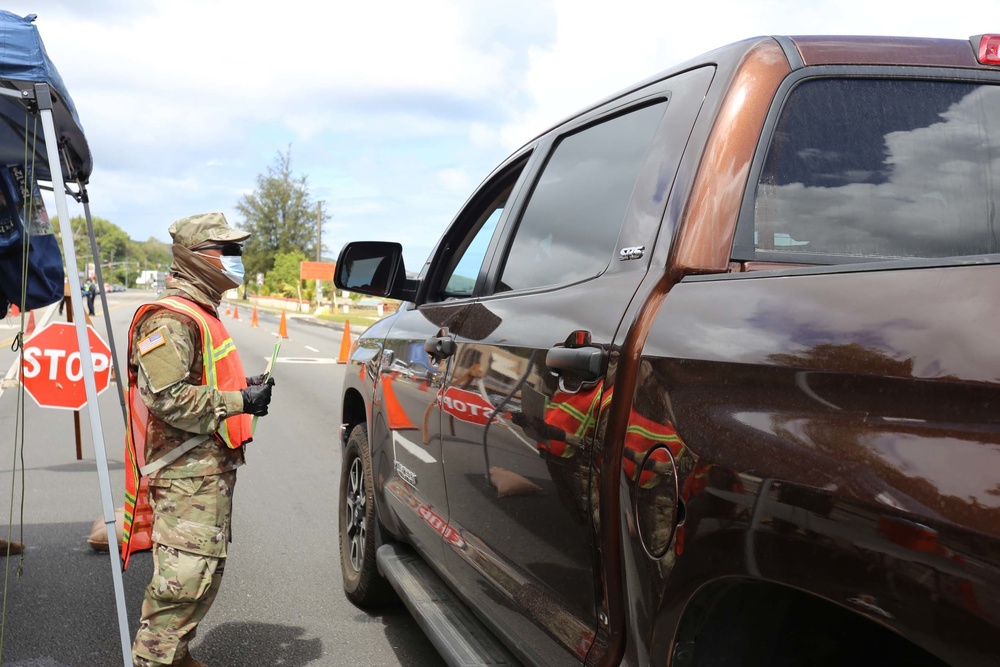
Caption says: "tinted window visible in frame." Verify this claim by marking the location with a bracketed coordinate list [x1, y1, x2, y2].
[755, 79, 1000, 260]
[497, 102, 666, 292]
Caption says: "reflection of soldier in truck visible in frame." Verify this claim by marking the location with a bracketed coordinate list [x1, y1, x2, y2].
[513, 364, 687, 528]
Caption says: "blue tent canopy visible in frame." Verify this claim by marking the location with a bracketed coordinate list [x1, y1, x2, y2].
[0, 11, 91, 183]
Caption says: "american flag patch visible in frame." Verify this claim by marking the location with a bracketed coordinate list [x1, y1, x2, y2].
[137, 331, 166, 355]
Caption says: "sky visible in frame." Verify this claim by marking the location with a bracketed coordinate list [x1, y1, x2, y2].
[2, 0, 997, 271]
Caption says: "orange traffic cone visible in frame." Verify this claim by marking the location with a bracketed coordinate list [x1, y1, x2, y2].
[250, 306, 259, 328]
[337, 320, 352, 364]
[24, 310, 36, 338]
[278, 310, 289, 339]
[8, 303, 18, 317]
[232, 305, 239, 320]
[382, 375, 416, 430]
[225, 304, 231, 316]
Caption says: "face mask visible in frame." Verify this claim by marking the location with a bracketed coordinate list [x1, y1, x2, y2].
[220, 255, 245, 285]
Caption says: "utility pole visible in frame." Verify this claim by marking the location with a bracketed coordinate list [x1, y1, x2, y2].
[315, 200, 324, 307]
[316, 200, 323, 261]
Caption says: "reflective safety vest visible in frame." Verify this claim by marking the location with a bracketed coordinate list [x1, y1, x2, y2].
[623, 411, 685, 488]
[539, 382, 610, 458]
[121, 296, 251, 568]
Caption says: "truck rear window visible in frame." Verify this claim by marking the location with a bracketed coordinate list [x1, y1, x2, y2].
[754, 78, 1000, 261]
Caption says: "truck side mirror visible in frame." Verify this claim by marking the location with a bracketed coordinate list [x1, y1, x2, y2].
[334, 241, 407, 299]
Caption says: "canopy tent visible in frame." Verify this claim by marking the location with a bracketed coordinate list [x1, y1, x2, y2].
[0, 11, 133, 666]
[0, 11, 91, 183]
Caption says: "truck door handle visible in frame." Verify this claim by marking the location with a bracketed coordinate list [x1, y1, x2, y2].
[545, 346, 603, 383]
[425, 328, 455, 361]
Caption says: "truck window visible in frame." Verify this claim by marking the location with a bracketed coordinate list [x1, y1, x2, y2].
[431, 157, 529, 302]
[753, 78, 1000, 262]
[441, 186, 509, 297]
[496, 101, 667, 292]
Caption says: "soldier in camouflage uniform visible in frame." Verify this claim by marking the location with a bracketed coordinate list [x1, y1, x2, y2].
[129, 212, 274, 667]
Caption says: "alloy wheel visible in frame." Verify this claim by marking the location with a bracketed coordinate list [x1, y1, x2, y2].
[345, 455, 367, 572]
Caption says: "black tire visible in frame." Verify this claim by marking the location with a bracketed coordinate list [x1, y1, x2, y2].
[339, 424, 393, 607]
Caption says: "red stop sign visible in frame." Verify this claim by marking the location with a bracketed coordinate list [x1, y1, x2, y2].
[20, 322, 113, 410]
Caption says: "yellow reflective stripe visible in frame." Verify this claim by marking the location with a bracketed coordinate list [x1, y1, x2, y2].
[550, 402, 593, 437]
[626, 424, 687, 460]
[211, 337, 238, 441]
[211, 338, 237, 445]
[213, 337, 237, 361]
[550, 387, 607, 438]
[162, 298, 217, 387]
[159, 297, 235, 446]
[626, 424, 682, 443]
[552, 401, 588, 422]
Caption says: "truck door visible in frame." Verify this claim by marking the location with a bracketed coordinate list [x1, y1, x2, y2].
[375, 154, 535, 570]
[437, 67, 714, 666]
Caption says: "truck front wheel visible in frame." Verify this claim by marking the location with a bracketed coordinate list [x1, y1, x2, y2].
[339, 424, 392, 607]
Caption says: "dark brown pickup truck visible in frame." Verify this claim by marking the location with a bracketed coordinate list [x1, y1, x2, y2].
[334, 34, 1000, 667]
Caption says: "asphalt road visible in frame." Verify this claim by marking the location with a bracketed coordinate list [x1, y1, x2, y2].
[0, 291, 444, 667]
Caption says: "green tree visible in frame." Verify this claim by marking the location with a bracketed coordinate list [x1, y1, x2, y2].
[129, 237, 172, 288]
[235, 147, 328, 290]
[51, 216, 172, 288]
[265, 249, 308, 298]
[53, 215, 129, 282]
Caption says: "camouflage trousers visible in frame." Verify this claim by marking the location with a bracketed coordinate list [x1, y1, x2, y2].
[132, 470, 236, 666]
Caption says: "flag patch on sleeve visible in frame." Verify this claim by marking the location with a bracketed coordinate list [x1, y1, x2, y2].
[137, 330, 166, 356]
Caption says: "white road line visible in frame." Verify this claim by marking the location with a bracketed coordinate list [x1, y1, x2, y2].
[393, 430, 436, 463]
[305, 345, 319, 352]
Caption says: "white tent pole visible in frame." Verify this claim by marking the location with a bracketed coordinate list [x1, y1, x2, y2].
[35, 84, 134, 667]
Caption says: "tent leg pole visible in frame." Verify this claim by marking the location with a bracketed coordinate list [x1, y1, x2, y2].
[37, 86, 134, 667]
[81, 190, 128, 425]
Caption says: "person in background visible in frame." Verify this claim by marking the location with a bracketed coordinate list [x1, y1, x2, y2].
[58, 276, 70, 317]
[123, 212, 275, 667]
[83, 277, 97, 316]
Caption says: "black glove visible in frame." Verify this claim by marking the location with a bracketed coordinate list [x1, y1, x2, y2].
[241, 383, 273, 416]
[246, 374, 275, 387]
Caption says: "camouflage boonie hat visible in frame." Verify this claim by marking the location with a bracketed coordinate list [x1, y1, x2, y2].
[168, 212, 250, 249]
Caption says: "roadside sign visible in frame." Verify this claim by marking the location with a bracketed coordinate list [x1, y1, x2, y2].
[20, 322, 112, 410]
[300, 261, 335, 281]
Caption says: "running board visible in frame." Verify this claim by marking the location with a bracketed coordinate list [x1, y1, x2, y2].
[377, 543, 522, 666]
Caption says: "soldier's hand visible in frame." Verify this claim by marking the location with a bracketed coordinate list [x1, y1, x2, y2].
[241, 383, 273, 416]
[246, 374, 276, 388]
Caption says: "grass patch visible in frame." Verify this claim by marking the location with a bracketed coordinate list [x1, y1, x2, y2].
[315, 310, 387, 328]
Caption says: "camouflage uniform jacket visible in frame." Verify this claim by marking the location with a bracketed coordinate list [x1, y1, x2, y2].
[129, 281, 245, 479]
